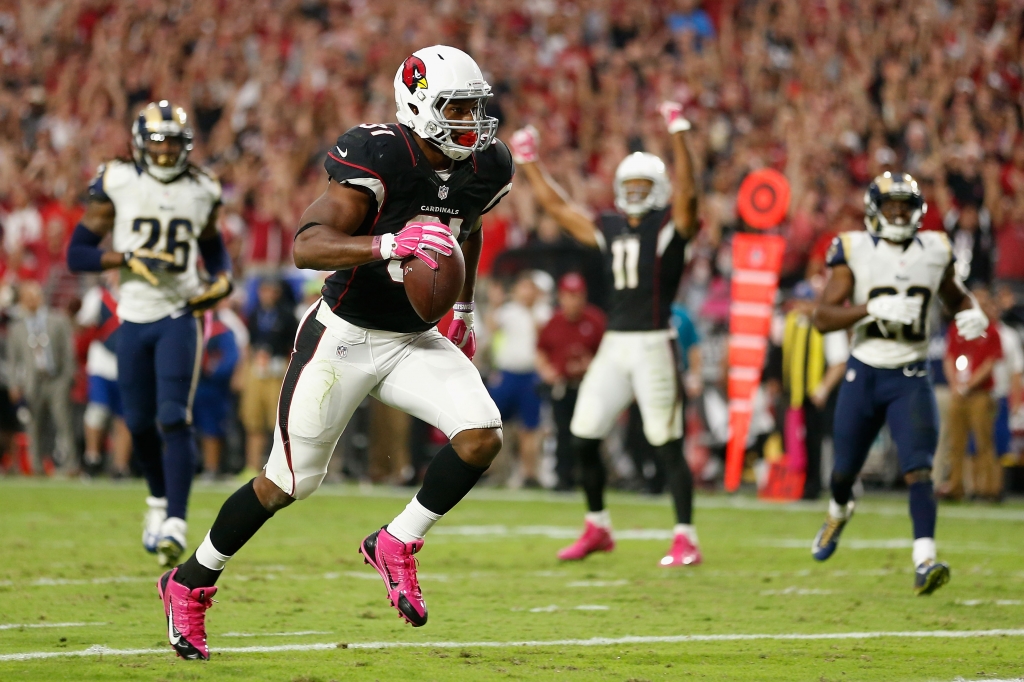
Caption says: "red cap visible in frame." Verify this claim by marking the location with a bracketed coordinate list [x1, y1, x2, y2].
[558, 272, 586, 293]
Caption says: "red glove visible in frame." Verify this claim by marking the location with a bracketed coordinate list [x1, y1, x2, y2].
[373, 222, 455, 270]
[658, 101, 691, 133]
[446, 303, 477, 360]
[509, 125, 540, 165]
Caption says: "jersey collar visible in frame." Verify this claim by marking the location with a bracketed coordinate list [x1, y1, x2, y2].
[399, 124, 478, 190]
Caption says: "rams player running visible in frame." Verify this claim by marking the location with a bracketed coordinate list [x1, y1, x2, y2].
[810, 172, 988, 595]
[67, 101, 232, 567]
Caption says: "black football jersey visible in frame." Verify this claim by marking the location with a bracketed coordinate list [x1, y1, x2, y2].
[596, 207, 687, 331]
[321, 123, 514, 332]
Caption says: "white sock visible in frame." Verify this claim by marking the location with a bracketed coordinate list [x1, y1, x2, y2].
[674, 524, 698, 543]
[585, 510, 611, 529]
[161, 516, 187, 541]
[195, 532, 231, 571]
[146, 496, 167, 510]
[828, 499, 851, 520]
[387, 497, 443, 543]
[912, 537, 936, 567]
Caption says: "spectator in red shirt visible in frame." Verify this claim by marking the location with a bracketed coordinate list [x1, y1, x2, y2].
[536, 273, 606, 491]
[941, 306, 1002, 501]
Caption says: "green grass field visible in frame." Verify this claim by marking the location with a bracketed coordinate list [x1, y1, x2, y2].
[1, 479, 1023, 681]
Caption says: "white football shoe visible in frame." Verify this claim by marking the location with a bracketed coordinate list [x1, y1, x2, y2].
[156, 516, 187, 568]
[142, 497, 167, 554]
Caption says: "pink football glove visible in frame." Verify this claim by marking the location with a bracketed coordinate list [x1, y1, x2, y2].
[658, 101, 691, 134]
[446, 304, 477, 360]
[373, 222, 455, 270]
[509, 125, 540, 165]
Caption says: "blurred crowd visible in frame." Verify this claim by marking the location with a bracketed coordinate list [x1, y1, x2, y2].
[1, 0, 1023, 496]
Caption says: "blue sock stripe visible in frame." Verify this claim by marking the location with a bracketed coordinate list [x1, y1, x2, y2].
[908, 480, 937, 539]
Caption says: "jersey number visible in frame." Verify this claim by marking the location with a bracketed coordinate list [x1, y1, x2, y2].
[611, 236, 641, 290]
[386, 214, 465, 283]
[865, 286, 931, 342]
[132, 218, 193, 272]
[359, 123, 396, 137]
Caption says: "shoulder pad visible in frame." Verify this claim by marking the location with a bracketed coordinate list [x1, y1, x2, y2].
[189, 165, 223, 202]
[476, 138, 515, 184]
[87, 164, 110, 202]
[825, 234, 847, 268]
[326, 124, 408, 175]
[325, 124, 412, 210]
[98, 159, 140, 193]
[919, 229, 954, 265]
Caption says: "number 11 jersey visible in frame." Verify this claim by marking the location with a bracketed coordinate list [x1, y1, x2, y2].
[826, 230, 953, 368]
[90, 160, 221, 324]
[596, 207, 688, 332]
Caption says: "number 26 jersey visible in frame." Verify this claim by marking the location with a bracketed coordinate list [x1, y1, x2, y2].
[90, 160, 221, 324]
[826, 230, 953, 368]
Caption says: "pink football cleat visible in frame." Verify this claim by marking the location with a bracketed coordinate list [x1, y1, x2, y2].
[157, 568, 217, 660]
[557, 521, 615, 561]
[659, 533, 702, 567]
[360, 527, 428, 626]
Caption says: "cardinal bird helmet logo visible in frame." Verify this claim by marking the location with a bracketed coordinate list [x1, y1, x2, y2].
[402, 56, 428, 94]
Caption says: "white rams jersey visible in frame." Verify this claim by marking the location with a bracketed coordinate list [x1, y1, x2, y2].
[93, 160, 221, 323]
[826, 230, 953, 368]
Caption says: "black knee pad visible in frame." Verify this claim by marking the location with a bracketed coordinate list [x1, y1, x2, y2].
[157, 401, 190, 434]
[654, 439, 685, 469]
[573, 437, 602, 465]
[904, 468, 932, 484]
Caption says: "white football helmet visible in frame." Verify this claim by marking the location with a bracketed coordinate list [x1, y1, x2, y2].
[614, 152, 671, 218]
[394, 45, 498, 162]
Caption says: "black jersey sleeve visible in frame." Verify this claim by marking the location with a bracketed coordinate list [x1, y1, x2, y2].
[478, 139, 515, 215]
[324, 124, 405, 214]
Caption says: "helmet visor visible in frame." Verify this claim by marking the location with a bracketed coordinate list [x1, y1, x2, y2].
[143, 133, 186, 167]
[622, 178, 654, 205]
[431, 91, 497, 151]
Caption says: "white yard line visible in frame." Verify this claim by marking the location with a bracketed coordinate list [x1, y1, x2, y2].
[222, 631, 332, 637]
[4, 629, 1024, 662]
[0, 622, 105, 631]
[7, 479, 1024, 521]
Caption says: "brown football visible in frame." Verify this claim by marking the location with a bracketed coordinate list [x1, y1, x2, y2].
[402, 245, 466, 323]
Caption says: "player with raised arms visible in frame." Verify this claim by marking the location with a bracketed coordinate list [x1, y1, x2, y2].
[156, 46, 514, 659]
[67, 101, 233, 567]
[810, 172, 989, 595]
[510, 103, 702, 567]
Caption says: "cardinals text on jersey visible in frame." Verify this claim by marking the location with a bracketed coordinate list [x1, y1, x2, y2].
[89, 160, 221, 323]
[827, 230, 953, 368]
[322, 122, 514, 333]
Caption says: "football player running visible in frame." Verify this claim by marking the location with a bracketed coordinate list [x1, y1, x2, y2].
[67, 101, 232, 567]
[158, 46, 514, 659]
[810, 172, 988, 595]
[510, 102, 702, 567]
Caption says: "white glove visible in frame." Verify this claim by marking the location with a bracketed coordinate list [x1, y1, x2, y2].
[509, 125, 540, 165]
[658, 101, 692, 134]
[866, 294, 922, 326]
[954, 307, 989, 341]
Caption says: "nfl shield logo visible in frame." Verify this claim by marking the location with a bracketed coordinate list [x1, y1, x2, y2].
[336, 345, 347, 359]
[438, 185, 449, 200]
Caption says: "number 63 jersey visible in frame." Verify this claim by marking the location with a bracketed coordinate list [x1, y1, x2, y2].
[826, 230, 954, 369]
[90, 160, 221, 323]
